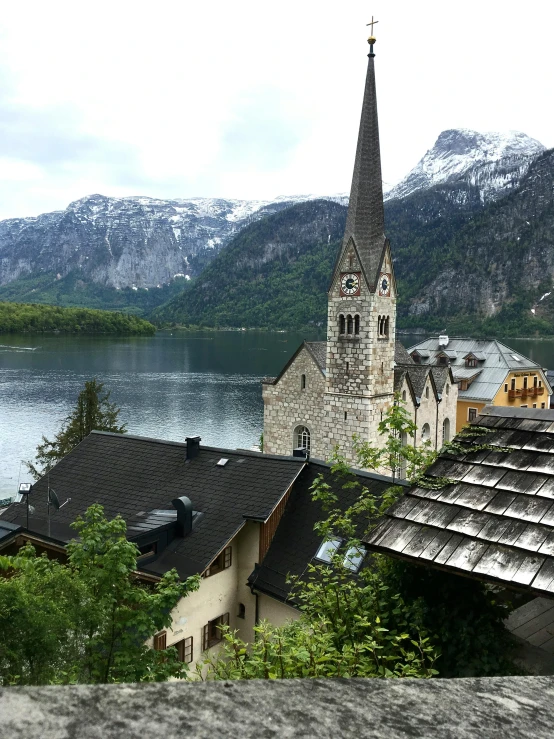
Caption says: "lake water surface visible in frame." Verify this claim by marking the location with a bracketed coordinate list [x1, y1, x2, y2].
[1, 330, 554, 498]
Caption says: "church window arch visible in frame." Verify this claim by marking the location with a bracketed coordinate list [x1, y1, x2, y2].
[294, 425, 311, 453]
[301, 374, 306, 390]
[421, 423, 431, 443]
[347, 315, 353, 335]
[354, 314, 360, 335]
[378, 316, 390, 338]
[339, 314, 345, 335]
[443, 418, 451, 443]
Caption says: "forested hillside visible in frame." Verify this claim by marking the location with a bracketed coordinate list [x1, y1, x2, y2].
[155, 150, 554, 337]
[0, 302, 155, 335]
[153, 200, 347, 329]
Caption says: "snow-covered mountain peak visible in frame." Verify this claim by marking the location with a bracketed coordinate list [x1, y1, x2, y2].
[386, 129, 545, 202]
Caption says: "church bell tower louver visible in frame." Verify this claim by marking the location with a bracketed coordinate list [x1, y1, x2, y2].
[323, 28, 396, 452]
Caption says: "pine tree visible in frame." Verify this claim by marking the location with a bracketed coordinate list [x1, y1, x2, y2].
[27, 379, 126, 480]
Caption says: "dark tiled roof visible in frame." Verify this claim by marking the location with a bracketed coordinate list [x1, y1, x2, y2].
[305, 342, 327, 372]
[365, 406, 554, 599]
[248, 461, 401, 604]
[394, 342, 414, 365]
[2, 432, 305, 578]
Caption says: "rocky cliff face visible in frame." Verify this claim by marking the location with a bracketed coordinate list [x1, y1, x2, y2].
[386, 129, 545, 204]
[0, 193, 347, 290]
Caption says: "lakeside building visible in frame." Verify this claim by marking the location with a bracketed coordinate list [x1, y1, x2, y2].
[262, 35, 457, 466]
[408, 337, 552, 433]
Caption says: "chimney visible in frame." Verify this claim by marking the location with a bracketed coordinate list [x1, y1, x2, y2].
[438, 335, 449, 348]
[185, 436, 201, 460]
[172, 496, 193, 537]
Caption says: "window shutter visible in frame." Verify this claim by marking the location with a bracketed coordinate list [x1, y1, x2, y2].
[202, 624, 209, 652]
[153, 631, 167, 650]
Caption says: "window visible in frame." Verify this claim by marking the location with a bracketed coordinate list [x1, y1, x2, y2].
[542, 403, 546, 409]
[314, 537, 342, 563]
[411, 353, 421, 364]
[533, 404, 537, 409]
[402, 390, 406, 401]
[339, 314, 345, 335]
[504, 383, 508, 393]
[202, 613, 230, 651]
[442, 418, 450, 443]
[425, 386, 429, 399]
[465, 356, 477, 368]
[346, 361, 349, 373]
[301, 374, 306, 390]
[524, 376, 528, 390]
[294, 425, 311, 452]
[343, 546, 365, 573]
[354, 314, 360, 335]
[347, 314, 353, 334]
[521, 405, 528, 408]
[153, 631, 167, 650]
[237, 603, 246, 619]
[203, 546, 232, 578]
[344, 411, 348, 420]
[446, 384, 450, 395]
[138, 541, 158, 560]
[175, 636, 193, 663]
[511, 378, 516, 391]
[539, 380, 543, 388]
[378, 315, 390, 338]
[468, 408, 478, 422]
[534, 376, 538, 388]
[437, 355, 448, 365]
[421, 423, 431, 442]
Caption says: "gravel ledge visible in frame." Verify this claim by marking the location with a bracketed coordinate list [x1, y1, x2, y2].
[1, 676, 554, 739]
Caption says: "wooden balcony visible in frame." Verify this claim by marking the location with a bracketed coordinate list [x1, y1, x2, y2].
[508, 386, 545, 400]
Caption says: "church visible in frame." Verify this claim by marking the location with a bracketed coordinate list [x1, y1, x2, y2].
[262, 33, 458, 468]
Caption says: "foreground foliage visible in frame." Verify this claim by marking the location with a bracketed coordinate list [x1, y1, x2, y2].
[200, 398, 517, 680]
[0, 505, 199, 685]
[0, 300, 155, 335]
[27, 379, 126, 479]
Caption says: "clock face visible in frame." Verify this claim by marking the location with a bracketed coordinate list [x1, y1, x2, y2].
[340, 272, 360, 296]
[378, 272, 391, 297]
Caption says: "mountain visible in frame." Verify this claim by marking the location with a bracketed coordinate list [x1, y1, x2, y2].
[0, 193, 348, 298]
[386, 129, 545, 204]
[152, 200, 347, 329]
[156, 149, 554, 337]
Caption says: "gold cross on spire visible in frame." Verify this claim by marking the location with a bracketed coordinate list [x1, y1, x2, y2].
[366, 16, 379, 36]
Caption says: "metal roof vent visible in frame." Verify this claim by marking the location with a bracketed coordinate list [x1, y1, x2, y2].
[217, 458, 229, 467]
[438, 335, 449, 348]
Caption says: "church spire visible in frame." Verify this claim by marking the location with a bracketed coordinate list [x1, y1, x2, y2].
[342, 29, 386, 291]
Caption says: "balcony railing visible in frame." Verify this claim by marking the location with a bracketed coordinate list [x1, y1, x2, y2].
[508, 386, 545, 400]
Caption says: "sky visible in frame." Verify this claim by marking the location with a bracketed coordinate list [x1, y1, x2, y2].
[0, 0, 552, 219]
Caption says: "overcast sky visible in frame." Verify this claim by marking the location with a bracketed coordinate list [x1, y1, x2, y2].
[0, 0, 552, 219]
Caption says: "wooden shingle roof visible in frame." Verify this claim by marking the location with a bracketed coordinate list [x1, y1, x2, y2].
[365, 406, 554, 599]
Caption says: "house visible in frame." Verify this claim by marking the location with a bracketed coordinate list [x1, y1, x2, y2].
[262, 32, 457, 468]
[408, 337, 552, 432]
[0, 432, 306, 670]
[365, 406, 554, 601]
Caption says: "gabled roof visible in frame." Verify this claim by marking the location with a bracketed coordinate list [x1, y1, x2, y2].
[408, 337, 551, 401]
[365, 406, 554, 599]
[248, 461, 404, 604]
[2, 432, 305, 579]
[266, 339, 412, 385]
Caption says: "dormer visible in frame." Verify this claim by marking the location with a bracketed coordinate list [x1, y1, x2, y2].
[410, 350, 429, 365]
[436, 352, 449, 366]
[463, 352, 482, 368]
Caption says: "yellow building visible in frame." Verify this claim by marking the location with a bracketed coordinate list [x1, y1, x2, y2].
[408, 337, 552, 433]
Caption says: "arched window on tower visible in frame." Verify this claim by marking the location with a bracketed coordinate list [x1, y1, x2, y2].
[347, 315, 353, 335]
[384, 316, 390, 338]
[339, 314, 345, 335]
[354, 314, 360, 335]
[294, 425, 311, 453]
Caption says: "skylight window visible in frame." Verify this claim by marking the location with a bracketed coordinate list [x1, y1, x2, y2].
[217, 458, 229, 467]
[512, 355, 521, 362]
[314, 537, 342, 563]
[343, 546, 366, 572]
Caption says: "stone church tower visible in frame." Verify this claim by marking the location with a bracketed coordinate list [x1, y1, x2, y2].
[262, 33, 457, 466]
[323, 34, 396, 450]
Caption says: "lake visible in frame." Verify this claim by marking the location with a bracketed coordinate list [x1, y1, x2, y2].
[1, 331, 554, 498]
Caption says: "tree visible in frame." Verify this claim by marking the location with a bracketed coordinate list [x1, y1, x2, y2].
[198, 398, 516, 681]
[0, 505, 200, 685]
[27, 379, 126, 479]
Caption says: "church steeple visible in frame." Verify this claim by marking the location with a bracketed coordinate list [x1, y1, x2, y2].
[341, 32, 386, 292]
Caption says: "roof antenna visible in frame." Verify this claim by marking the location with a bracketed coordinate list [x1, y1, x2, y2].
[47, 475, 71, 538]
